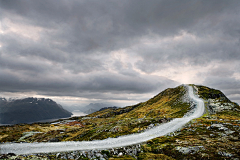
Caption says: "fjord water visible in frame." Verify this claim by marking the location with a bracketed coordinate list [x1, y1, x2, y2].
[0, 110, 86, 126]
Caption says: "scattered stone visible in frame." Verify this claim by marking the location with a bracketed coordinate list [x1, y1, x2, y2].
[118, 152, 123, 156]
[110, 126, 122, 132]
[176, 146, 205, 154]
[56, 153, 61, 158]
[19, 131, 43, 141]
[229, 136, 240, 142]
[218, 151, 234, 157]
[48, 138, 59, 142]
[207, 124, 229, 131]
[225, 130, 235, 135]
[7, 153, 16, 156]
[209, 134, 216, 138]
[175, 139, 182, 143]
[0, 155, 8, 159]
[201, 153, 209, 158]
[199, 136, 207, 140]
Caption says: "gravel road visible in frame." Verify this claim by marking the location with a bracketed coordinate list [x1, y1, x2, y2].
[0, 85, 205, 155]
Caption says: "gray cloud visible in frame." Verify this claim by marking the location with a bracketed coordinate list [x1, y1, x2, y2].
[0, 68, 178, 99]
[0, 0, 240, 107]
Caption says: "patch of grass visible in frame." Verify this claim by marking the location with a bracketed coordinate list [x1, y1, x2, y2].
[1, 84, 239, 159]
[140, 113, 240, 159]
[138, 152, 174, 160]
[109, 155, 136, 160]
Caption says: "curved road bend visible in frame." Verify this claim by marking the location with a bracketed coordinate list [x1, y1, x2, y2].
[0, 85, 205, 155]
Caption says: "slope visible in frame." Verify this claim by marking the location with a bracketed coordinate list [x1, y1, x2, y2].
[0, 85, 205, 154]
[0, 85, 193, 143]
[1, 84, 239, 159]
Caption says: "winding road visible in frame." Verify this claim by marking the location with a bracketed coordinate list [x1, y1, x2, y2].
[0, 85, 205, 155]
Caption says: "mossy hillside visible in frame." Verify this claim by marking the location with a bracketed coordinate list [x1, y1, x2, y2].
[0, 85, 191, 142]
[1, 84, 240, 159]
[137, 152, 174, 160]
[195, 85, 226, 100]
[195, 85, 240, 117]
[64, 85, 190, 141]
[90, 85, 190, 119]
[136, 85, 240, 160]
[196, 85, 238, 106]
[8, 113, 239, 160]
[72, 85, 191, 140]
[139, 116, 240, 160]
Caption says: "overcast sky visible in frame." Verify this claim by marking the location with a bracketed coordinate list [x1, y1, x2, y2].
[0, 0, 240, 109]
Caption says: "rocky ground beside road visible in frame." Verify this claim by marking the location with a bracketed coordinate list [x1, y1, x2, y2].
[0, 85, 239, 159]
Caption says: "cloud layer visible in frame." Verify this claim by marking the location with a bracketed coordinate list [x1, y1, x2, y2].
[1, 0, 240, 106]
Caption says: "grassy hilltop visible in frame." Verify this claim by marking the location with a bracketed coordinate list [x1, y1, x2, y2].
[0, 84, 239, 160]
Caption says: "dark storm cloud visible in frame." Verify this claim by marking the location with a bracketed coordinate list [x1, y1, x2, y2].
[203, 75, 240, 104]
[204, 77, 240, 91]
[2, 0, 239, 54]
[0, 0, 240, 105]
[0, 68, 178, 99]
[130, 1, 240, 73]
[1, 29, 105, 74]
[135, 37, 240, 73]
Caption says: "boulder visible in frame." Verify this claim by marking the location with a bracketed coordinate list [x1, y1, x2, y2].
[176, 146, 205, 154]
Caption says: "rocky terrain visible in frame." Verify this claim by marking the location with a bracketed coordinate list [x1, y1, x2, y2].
[0, 84, 239, 159]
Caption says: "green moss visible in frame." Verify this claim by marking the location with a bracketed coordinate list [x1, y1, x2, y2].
[109, 155, 136, 160]
[196, 85, 230, 102]
[138, 152, 175, 160]
[1, 84, 239, 159]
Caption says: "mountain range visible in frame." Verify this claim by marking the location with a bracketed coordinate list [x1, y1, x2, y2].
[0, 98, 72, 124]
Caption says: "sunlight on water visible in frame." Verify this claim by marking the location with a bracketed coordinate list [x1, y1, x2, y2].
[71, 110, 87, 117]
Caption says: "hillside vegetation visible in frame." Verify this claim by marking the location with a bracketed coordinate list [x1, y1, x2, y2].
[0, 84, 239, 160]
[0, 85, 190, 142]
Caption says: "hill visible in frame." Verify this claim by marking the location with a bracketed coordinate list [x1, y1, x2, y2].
[99, 106, 118, 111]
[0, 84, 239, 159]
[80, 103, 117, 114]
[0, 98, 72, 124]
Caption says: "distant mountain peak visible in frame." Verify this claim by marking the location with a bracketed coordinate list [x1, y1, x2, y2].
[0, 97, 72, 124]
[81, 103, 116, 114]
